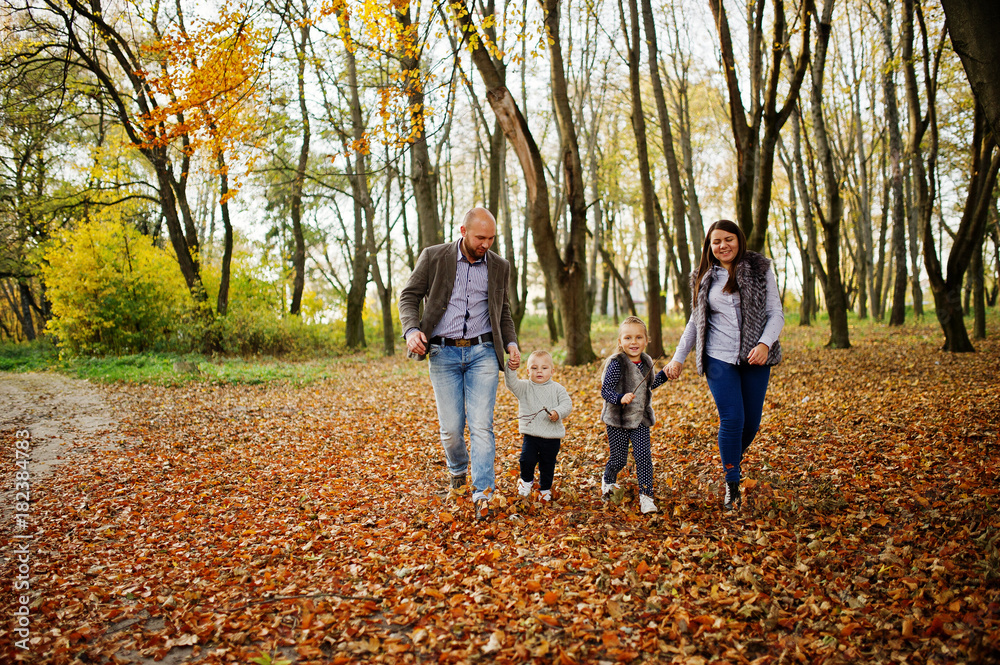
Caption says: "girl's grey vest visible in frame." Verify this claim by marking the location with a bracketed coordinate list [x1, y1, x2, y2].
[600, 352, 656, 429]
[689, 251, 783, 376]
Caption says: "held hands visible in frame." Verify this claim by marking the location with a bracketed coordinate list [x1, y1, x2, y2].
[666, 360, 683, 380]
[747, 343, 769, 365]
[406, 330, 427, 355]
[620, 392, 635, 405]
[507, 344, 521, 370]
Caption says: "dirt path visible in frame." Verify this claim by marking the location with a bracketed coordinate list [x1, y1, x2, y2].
[0, 372, 122, 482]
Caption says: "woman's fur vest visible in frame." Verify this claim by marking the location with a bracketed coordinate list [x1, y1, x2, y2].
[689, 251, 783, 376]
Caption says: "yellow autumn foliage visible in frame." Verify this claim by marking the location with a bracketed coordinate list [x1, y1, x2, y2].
[40, 219, 194, 355]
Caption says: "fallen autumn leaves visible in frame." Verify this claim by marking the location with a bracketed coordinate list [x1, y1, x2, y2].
[2, 322, 999, 664]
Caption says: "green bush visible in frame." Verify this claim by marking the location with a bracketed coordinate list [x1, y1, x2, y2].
[191, 252, 347, 356]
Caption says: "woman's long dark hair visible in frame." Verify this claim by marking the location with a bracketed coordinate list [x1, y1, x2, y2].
[693, 220, 746, 298]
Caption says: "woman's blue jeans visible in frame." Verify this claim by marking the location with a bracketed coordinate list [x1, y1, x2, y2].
[428, 342, 499, 502]
[704, 356, 771, 483]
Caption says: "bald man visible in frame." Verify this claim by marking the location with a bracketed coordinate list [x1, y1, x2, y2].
[399, 208, 521, 521]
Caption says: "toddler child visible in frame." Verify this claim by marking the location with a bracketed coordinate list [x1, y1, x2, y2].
[503, 350, 573, 501]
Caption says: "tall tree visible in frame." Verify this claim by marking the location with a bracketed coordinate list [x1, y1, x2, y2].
[662, 7, 705, 270]
[450, 0, 596, 364]
[708, 0, 812, 252]
[900, 0, 945, 327]
[396, 1, 442, 250]
[924, 103, 999, 351]
[273, 0, 312, 316]
[877, 0, 909, 326]
[620, 0, 663, 356]
[333, 7, 370, 349]
[641, 0, 690, 320]
[806, 0, 850, 348]
[778, 129, 815, 326]
[939, 1, 1000, 142]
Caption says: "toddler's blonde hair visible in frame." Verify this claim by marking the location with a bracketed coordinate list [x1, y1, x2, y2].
[526, 350, 553, 366]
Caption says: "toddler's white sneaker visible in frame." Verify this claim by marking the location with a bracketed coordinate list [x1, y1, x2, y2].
[517, 477, 533, 497]
[639, 494, 657, 514]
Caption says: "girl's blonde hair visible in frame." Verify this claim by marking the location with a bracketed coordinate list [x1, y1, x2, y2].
[600, 316, 648, 381]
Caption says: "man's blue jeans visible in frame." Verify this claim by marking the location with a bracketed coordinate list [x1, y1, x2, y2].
[704, 356, 771, 483]
[428, 342, 499, 502]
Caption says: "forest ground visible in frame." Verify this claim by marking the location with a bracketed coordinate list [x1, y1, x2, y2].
[1, 317, 999, 664]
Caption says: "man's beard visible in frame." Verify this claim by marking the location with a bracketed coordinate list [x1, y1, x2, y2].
[463, 238, 487, 258]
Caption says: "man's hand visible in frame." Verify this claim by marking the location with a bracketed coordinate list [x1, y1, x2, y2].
[406, 330, 428, 355]
[548, 410, 559, 422]
[507, 344, 521, 370]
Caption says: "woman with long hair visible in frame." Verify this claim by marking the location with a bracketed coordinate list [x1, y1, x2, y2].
[666, 220, 784, 510]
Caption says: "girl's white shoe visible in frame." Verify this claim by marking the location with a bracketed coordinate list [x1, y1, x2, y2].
[639, 494, 657, 514]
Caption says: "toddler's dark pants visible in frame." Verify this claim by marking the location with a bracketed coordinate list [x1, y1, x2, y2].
[520, 434, 561, 491]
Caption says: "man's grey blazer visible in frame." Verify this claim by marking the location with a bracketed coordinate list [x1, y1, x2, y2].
[398, 241, 518, 369]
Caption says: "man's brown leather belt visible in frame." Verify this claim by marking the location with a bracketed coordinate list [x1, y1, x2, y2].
[430, 335, 489, 347]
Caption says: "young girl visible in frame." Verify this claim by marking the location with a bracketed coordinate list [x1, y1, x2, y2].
[600, 316, 669, 514]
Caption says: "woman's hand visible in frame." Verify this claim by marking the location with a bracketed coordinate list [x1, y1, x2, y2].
[747, 343, 769, 365]
[620, 392, 635, 405]
[666, 360, 683, 380]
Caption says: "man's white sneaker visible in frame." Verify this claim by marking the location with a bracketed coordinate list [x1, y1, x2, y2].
[517, 478, 533, 497]
[639, 494, 657, 514]
[601, 478, 620, 501]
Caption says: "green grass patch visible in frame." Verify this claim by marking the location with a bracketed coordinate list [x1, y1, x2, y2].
[0, 338, 60, 372]
[61, 353, 360, 386]
[0, 339, 366, 386]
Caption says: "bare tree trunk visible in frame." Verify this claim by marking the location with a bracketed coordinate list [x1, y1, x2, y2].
[599, 246, 637, 316]
[988, 209, 1000, 308]
[287, 2, 310, 316]
[879, 0, 908, 326]
[779, 135, 813, 326]
[662, 13, 706, 269]
[907, 192, 924, 317]
[939, 0, 1000, 141]
[874, 144, 891, 320]
[215, 149, 234, 317]
[655, 196, 682, 313]
[397, 5, 442, 250]
[641, 0, 690, 319]
[338, 9, 369, 349]
[371, 170, 395, 356]
[847, 10, 875, 321]
[708, 0, 812, 251]
[620, 0, 663, 356]
[452, 0, 596, 364]
[924, 103, 1000, 352]
[789, 109, 819, 324]
[971, 235, 986, 339]
[16, 281, 36, 341]
[809, 0, 850, 348]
